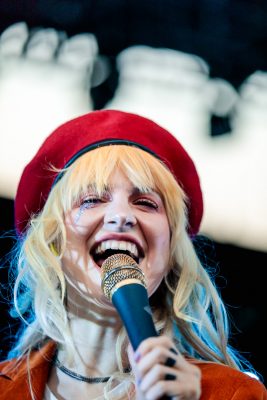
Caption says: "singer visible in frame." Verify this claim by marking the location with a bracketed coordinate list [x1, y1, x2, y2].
[0, 110, 266, 399]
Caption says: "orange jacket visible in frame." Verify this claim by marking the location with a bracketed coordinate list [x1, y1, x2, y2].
[0, 341, 266, 400]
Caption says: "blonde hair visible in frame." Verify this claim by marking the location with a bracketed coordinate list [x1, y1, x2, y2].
[9, 145, 249, 397]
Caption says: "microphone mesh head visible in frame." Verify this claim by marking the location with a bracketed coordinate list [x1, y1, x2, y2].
[101, 253, 146, 300]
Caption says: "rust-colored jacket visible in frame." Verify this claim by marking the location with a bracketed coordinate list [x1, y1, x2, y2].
[0, 342, 266, 400]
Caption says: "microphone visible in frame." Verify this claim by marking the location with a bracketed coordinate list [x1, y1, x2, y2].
[101, 253, 158, 350]
[101, 253, 173, 400]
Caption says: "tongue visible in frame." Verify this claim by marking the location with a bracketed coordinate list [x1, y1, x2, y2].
[96, 257, 106, 268]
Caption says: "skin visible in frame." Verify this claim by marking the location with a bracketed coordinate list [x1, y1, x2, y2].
[62, 168, 171, 303]
[47, 168, 201, 399]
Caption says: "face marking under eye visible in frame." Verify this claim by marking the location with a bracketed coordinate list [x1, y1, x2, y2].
[75, 198, 101, 223]
[74, 206, 84, 224]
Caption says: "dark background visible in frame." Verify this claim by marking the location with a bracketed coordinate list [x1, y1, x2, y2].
[0, 0, 266, 383]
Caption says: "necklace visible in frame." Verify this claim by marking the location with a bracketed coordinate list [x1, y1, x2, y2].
[53, 352, 110, 383]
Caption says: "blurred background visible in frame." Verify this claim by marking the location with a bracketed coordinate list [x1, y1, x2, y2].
[0, 0, 266, 382]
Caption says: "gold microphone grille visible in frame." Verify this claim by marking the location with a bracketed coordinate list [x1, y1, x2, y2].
[101, 253, 146, 300]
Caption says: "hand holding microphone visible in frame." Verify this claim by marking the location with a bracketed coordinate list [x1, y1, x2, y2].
[101, 253, 201, 400]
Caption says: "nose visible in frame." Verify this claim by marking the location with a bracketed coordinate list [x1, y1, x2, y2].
[104, 205, 137, 232]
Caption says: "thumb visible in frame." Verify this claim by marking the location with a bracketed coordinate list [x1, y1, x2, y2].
[127, 344, 146, 400]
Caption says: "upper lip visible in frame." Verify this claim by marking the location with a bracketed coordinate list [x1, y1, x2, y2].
[90, 234, 144, 257]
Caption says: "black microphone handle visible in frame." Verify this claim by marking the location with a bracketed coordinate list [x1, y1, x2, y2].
[112, 282, 173, 400]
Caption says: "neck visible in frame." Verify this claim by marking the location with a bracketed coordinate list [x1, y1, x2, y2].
[60, 316, 122, 375]
[47, 283, 131, 399]
[58, 282, 126, 377]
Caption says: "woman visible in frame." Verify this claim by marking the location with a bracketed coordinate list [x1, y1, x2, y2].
[0, 110, 266, 400]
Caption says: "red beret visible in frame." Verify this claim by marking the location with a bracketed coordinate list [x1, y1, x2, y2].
[15, 110, 203, 236]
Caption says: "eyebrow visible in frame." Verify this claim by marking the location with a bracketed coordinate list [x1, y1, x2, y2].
[131, 187, 159, 197]
[84, 184, 156, 196]
[84, 184, 109, 193]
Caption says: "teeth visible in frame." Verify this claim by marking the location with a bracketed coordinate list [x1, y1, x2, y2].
[94, 240, 139, 258]
[130, 243, 138, 258]
[111, 240, 117, 249]
[119, 242, 126, 251]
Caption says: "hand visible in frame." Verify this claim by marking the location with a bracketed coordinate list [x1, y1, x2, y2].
[0, 22, 101, 199]
[128, 336, 201, 400]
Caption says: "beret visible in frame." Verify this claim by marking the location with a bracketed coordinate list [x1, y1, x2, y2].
[15, 109, 203, 236]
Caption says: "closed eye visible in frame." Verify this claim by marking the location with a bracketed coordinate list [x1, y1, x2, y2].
[133, 198, 158, 209]
[80, 197, 103, 209]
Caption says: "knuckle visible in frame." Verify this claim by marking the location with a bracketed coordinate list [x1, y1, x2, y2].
[153, 363, 163, 376]
[158, 380, 168, 392]
[154, 346, 168, 363]
[138, 339, 149, 352]
[137, 339, 151, 356]
[154, 346, 163, 358]
[185, 383, 201, 399]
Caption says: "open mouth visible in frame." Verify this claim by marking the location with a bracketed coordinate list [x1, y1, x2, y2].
[91, 240, 144, 267]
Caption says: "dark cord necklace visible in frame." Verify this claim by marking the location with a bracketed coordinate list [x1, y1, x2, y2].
[53, 352, 110, 383]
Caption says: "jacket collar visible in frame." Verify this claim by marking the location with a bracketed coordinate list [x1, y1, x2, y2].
[0, 341, 56, 380]
[0, 341, 56, 400]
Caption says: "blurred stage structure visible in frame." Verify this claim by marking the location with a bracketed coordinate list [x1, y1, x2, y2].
[0, 22, 267, 253]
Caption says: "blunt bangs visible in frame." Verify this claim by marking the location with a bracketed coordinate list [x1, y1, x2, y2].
[52, 145, 187, 232]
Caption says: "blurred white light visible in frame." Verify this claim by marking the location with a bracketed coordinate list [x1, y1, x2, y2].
[0, 23, 99, 199]
[0, 21, 29, 56]
[25, 27, 61, 60]
[0, 32, 266, 252]
[105, 45, 214, 150]
[106, 46, 267, 252]
[244, 371, 260, 380]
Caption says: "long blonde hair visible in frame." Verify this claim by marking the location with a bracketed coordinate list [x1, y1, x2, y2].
[9, 145, 251, 393]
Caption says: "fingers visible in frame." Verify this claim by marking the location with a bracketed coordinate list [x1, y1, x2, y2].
[0, 21, 100, 200]
[26, 28, 61, 61]
[129, 336, 201, 400]
[57, 33, 98, 71]
[0, 22, 28, 56]
[135, 335, 177, 359]
[139, 363, 178, 392]
[0, 21, 99, 71]
[136, 345, 179, 377]
[134, 336, 182, 371]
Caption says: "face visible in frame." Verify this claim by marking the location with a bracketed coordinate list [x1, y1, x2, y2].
[62, 169, 171, 308]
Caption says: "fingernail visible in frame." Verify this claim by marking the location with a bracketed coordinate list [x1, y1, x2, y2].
[134, 351, 141, 362]
[165, 373, 176, 381]
[165, 357, 176, 367]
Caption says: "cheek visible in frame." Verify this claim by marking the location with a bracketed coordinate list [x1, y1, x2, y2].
[149, 218, 171, 262]
[144, 218, 171, 295]
[63, 213, 101, 293]
[62, 240, 107, 304]
[64, 210, 101, 257]
[65, 211, 93, 241]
